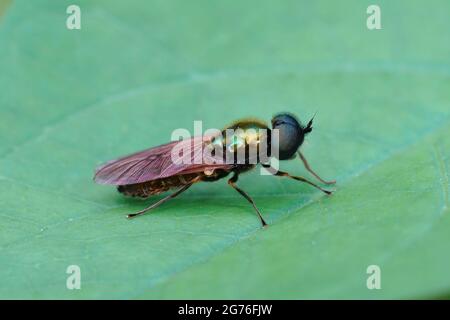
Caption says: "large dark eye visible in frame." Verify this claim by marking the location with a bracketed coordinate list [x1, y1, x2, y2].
[271, 113, 304, 160]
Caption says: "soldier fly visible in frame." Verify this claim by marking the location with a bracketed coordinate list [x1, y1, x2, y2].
[94, 113, 335, 227]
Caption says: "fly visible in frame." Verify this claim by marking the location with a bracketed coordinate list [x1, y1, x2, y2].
[93, 113, 335, 227]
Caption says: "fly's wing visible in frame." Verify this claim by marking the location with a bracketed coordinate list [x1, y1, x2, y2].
[94, 136, 232, 185]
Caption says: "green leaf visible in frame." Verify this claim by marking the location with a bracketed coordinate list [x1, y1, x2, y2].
[0, 0, 449, 299]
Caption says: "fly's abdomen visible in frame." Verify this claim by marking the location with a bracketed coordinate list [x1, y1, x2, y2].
[117, 174, 198, 198]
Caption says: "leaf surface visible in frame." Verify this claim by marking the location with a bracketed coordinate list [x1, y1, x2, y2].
[0, 0, 449, 299]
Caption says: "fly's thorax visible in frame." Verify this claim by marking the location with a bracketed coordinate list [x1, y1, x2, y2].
[207, 121, 271, 165]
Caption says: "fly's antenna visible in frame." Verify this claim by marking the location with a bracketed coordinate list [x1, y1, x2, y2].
[303, 112, 316, 134]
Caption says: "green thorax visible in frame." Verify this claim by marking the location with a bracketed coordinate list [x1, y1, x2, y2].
[210, 118, 270, 153]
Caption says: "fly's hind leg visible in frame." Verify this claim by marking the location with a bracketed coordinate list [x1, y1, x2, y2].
[127, 178, 199, 219]
[228, 172, 267, 227]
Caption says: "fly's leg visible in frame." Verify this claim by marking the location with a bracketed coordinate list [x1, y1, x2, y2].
[228, 172, 268, 227]
[298, 151, 336, 185]
[262, 164, 333, 195]
[127, 182, 194, 219]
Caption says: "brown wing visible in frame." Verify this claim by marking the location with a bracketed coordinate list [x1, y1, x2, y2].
[94, 135, 232, 185]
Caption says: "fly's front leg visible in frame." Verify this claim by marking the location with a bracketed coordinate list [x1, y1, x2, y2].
[297, 151, 336, 185]
[262, 164, 333, 195]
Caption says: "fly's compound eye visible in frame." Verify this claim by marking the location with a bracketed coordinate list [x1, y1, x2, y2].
[271, 113, 304, 160]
